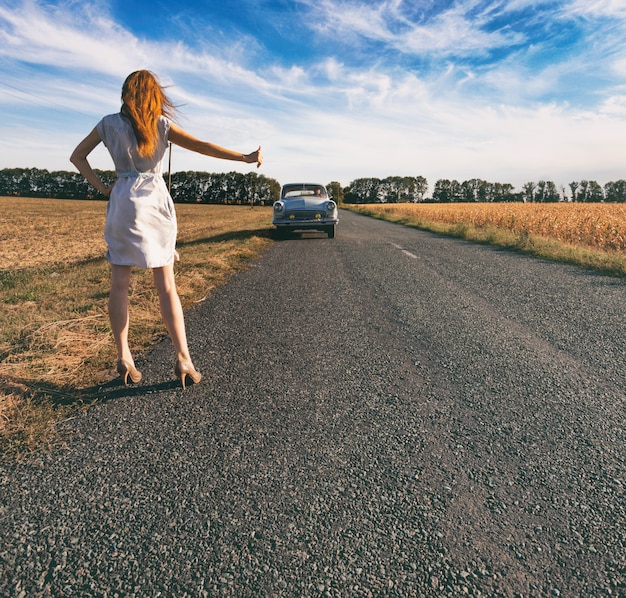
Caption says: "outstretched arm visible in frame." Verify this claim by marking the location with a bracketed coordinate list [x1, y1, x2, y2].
[168, 123, 263, 168]
[70, 128, 112, 196]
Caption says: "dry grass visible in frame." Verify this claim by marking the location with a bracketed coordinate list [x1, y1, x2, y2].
[349, 202, 626, 277]
[0, 197, 274, 458]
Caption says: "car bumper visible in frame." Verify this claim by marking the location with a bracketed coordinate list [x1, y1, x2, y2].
[272, 217, 338, 228]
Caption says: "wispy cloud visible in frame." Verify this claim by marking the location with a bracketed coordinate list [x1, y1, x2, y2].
[0, 0, 625, 188]
[0, 2, 138, 74]
[305, 0, 526, 57]
[567, 0, 626, 18]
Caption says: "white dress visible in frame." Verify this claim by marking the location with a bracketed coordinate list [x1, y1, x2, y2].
[96, 113, 176, 268]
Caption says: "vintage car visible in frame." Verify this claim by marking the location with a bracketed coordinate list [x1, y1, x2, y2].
[272, 183, 338, 238]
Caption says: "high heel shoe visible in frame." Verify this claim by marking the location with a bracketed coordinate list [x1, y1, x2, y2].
[175, 360, 202, 390]
[117, 359, 142, 385]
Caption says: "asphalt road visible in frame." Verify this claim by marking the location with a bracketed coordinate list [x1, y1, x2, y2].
[1, 209, 624, 597]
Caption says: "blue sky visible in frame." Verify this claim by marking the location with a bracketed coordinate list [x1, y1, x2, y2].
[1, 0, 625, 191]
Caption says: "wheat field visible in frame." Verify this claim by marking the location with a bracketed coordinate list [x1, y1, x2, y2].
[350, 202, 626, 253]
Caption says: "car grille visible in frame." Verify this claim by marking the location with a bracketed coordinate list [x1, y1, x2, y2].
[285, 210, 326, 220]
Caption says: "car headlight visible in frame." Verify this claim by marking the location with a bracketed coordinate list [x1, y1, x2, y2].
[273, 202, 284, 212]
[325, 200, 336, 212]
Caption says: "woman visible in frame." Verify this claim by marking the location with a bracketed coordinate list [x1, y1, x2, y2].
[70, 70, 262, 389]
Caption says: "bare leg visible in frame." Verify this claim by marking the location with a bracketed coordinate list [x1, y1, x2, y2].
[153, 264, 201, 388]
[109, 264, 133, 363]
[152, 264, 191, 364]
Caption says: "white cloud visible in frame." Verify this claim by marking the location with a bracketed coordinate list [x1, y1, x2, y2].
[0, 0, 625, 190]
[300, 0, 525, 57]
[0, 2, 273, 94]
[599, 94, 626, 117]
[0, 2, 138, 75]
[396, 8, 524, 56]
[567, 0, 626, 18]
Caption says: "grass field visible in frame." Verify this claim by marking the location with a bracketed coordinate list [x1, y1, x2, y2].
[2, 197, 625, 457]
[348, 202, 626, 277]
[1, 197, 274, 457]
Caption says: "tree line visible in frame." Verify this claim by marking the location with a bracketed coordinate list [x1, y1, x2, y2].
[0, 168, 281, 205]
[343, 176, 626, 203]
[2, 168, 625, 203]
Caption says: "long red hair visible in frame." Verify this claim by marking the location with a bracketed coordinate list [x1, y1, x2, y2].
[121, 70, 176, 158]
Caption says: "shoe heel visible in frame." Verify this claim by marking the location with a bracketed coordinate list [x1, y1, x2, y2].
[175, 361, 201, 389]
[117, 359, 142, 385]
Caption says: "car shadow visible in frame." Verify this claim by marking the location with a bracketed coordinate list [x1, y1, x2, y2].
[176, 227, 274, 248]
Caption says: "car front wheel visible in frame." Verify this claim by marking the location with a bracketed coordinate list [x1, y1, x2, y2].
[326, 224, 336, 239]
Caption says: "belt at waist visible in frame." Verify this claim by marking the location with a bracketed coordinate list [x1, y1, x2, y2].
[116, 172, 162, 178]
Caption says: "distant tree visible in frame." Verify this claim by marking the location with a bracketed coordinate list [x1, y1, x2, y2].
[0, 167, 113, 199]
[345, 178, 381, 203]
[604, 180, 626, 203]
[350, 177, 381, 203]
[522, 182, 536, 203]
[456, 179, 516, 202]
[166, 171, 279, 204]
[492, 182, 516, 202]
[262, 176, 281, 204]
[535, 180, 559, 202]
[413, 176, 428, 202]
[377, 178, 393, 203]
[342, 189, 359, 204]
[344, 176, 427, 203]
[386, 176, 405, 203]
[577, 180, 604, 202]
[432, 179, 462, 202]
[587, 180, 604, 202]
[326, 181, 344, 204]
[578, 180, 590, 202]
[461, 178, 481, 202]
[378, 176, 422, 203]
[569, 181, 579, 202]
[477, 180, 492, 202]
[546, 181, 560, 202]
[170, 171, 208, 202]
[450, 180, 462, 202]
[432, 179, 452, 202]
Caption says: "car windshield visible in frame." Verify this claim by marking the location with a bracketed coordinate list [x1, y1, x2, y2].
[282, 185, 328, 199]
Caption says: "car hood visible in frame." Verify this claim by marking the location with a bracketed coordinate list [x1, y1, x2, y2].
[282, 198, 328, 209]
